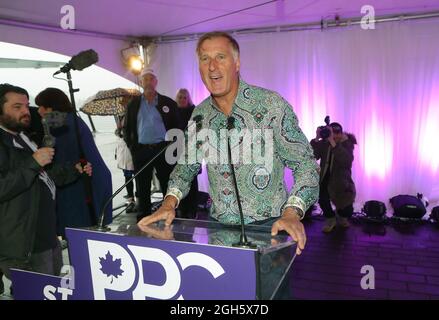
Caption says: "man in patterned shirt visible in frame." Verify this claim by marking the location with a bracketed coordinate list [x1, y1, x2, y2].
[138, 31, 319, 255]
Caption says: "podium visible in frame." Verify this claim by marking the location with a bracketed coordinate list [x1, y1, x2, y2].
[11, 218, 296, 300]
[67, 218, 296, 300]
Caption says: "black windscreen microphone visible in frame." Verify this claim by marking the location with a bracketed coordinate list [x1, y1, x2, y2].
[54, 49, 99, 75]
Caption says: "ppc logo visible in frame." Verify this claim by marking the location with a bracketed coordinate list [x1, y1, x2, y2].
[87, 240, 225, 300]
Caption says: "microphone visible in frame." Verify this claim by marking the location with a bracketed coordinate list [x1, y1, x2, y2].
[41, 111, 68, 147]
[53, 49, 99, 75]
[227, 116, 256, 248]
[227, 116, 235, 130]
[193, 115, 203, 131]
[94, 114, 203, 231]
[41, 118, 55, 148]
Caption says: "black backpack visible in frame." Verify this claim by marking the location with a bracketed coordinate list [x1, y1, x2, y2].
[362, 200, 386, 218]
[390, 194, 426, 219]
[430, 206, 439, 222]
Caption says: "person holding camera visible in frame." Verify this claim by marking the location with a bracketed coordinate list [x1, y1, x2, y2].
[310, 122, 357, 233]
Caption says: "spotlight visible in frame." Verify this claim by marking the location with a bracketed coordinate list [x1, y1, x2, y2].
[121, 44, 144, 76]
[127, 55, 144, 75]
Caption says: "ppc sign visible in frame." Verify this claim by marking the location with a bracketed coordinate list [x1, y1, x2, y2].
[66, 228, 257, 300]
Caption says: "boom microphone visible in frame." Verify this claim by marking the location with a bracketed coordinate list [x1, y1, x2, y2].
[53, 49, 99, 75]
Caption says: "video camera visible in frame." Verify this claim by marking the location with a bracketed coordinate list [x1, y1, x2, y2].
[318, 116, 331, 139]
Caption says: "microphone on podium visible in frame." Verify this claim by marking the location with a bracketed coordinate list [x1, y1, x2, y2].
[94, 114, 204, 231]
[227, 117, 256, 249]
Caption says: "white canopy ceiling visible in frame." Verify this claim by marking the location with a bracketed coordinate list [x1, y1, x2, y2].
[1, 0, 439, 38]
[1, 1, 438, 79]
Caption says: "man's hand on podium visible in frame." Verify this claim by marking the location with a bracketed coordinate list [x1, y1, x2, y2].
[137, 195, 177, 227]
[137, 223, 174, 240]
[271, 207, 306, 256]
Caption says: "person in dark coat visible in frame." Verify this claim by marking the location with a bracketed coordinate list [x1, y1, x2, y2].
[175, 88, 199, 219]
[123, 69, 179, 221]
[0, 84, 92, 283]
[35, 87, 112, 237]
[310, 122, 357, 233]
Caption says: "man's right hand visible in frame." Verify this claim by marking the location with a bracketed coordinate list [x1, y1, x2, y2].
[137, 195, 178, 227]
[32, 147, 55, 167]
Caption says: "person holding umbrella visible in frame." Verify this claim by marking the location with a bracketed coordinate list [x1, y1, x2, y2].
[115, 115, 136, 211]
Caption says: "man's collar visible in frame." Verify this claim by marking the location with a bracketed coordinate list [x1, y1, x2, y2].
[0, 124, 18, 136]
[208, 78, 251, 112]
[143, 91, 158, 99]
[235, 78, 251, 109]
[142, 92, 158, 104]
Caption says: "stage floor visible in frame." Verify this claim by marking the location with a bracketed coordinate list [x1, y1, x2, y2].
[290, 214, 439, 299]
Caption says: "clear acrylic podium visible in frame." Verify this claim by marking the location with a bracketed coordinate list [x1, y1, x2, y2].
[65, 218, 297, 300]
[113, 218, 297, 300]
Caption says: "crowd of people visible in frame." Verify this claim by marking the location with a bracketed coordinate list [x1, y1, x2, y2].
[0, 31, 357, 297]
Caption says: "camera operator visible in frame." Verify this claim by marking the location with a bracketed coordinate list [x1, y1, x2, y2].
[310, 122, 357, 233]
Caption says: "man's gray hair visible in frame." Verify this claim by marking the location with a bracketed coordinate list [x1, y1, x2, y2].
[196, 31, 240, 61]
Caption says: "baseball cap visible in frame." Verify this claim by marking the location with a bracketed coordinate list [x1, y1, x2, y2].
[140, 68, 157, 77]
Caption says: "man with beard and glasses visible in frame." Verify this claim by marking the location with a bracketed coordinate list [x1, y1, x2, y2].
[0, 84, 92, 294]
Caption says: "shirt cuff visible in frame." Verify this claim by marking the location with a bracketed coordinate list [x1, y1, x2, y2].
[165, 187, 183, 208]
[283, 196, 306, 220]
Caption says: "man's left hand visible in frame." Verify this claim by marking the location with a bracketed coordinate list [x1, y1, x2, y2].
[271, 207, 306, 255]
[75, 162, 92, 176]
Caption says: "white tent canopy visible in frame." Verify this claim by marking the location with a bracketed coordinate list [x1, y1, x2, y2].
[1, 1, 439, 204]
[2, 0, 439, 37]
[1, 0, 439, 78]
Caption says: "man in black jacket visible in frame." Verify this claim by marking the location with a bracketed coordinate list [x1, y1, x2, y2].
[0, 84, 92, 286]
[123, 69, 179, 221]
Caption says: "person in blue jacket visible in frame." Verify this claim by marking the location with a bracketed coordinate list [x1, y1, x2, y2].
[35, 87, 112, 237]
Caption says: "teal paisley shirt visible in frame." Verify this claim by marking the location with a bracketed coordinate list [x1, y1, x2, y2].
[166, 79, 319, 225]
